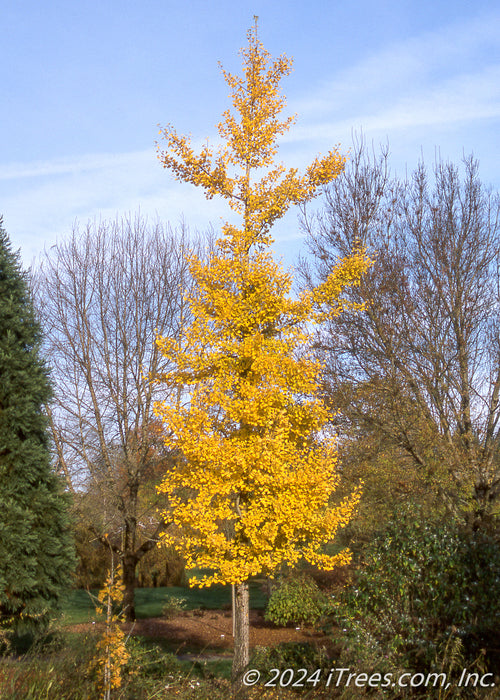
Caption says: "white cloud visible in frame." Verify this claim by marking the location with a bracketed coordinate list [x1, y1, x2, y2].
[287, 9, 500, 141]
[287, 64, 500, 145]
[0, 151, 148, 181]
[1, 149, 228, 267]
[2, 8, 499, 268]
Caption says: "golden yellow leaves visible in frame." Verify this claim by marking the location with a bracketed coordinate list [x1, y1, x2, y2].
[155, 313, 357, 587]
[312, 245, 373, 320]
[158, 425, 358, 587]
[89, 565, 130, 695]
[217, 24, 294, 169]
[157, 20, 346, 250]
[157, 128, 236, 201]
[154, 23, 370, 590]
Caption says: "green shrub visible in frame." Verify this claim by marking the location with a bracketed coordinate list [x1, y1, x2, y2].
[333, 508, 500, 686]
[265, 574, 331, 628]
[161, 595, 187, 619]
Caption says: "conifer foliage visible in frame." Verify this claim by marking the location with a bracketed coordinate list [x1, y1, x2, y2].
[155, 21, 371, 687]
[0, 219, 75, 635]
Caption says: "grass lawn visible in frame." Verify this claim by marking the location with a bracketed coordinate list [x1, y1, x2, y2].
[60, 579, 268, 625]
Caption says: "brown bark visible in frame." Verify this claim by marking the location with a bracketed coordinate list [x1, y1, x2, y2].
[90, 518, 168, 621]
[232, 581, 250, 698]
[121, 552, 138, 622]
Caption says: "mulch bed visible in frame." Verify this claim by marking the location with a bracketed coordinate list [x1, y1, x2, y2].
[69, 609, 334, 656]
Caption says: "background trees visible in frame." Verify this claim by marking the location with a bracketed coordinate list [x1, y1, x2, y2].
[303, 141, 500, 529]
[0, 218, 75, 637]
[33, 216, 194, 620]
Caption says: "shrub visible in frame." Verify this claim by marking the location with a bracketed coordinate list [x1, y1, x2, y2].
[265, 574, 331, 628]
[333, 508, 500, 686]
[136, 543, 186, 587]
[161, 595, 187, 619]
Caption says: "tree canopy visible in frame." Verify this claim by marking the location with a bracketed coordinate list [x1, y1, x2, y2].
[303, 141, 500, 528]
[155, 21, 371, 688]
[0, 218, 75, 635]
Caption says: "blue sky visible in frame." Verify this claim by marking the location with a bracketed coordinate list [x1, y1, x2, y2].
[2, 0, 499, 268]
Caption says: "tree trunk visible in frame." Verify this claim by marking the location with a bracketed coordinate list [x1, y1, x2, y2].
[232, 580, 250, 697]
[121, 553, 137, 622]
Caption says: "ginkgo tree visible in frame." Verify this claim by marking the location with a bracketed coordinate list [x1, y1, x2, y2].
[154, 19, 371, 691]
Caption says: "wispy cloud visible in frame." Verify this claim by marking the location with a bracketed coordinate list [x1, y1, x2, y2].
[287, 9, 500, 141]
[2, 149, 228, 266]
[3, 9, 499, 268]
[0, 151, 150, 181]
[288, 64, 500, 144]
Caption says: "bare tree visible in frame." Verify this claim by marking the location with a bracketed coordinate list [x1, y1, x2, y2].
[303, 141, 500, 526]
[33, 215, 196, 619]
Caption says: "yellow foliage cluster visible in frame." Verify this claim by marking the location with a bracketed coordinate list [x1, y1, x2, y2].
[157, 22, 345, 251]
[155, 22, 371, 587]
[89, 565, 130, 697]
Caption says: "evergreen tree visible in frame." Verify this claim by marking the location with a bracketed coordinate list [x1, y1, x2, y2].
[0, 219, 75, 636]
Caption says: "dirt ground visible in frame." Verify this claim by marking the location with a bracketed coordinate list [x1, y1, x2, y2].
[71, 609, 331, 656]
